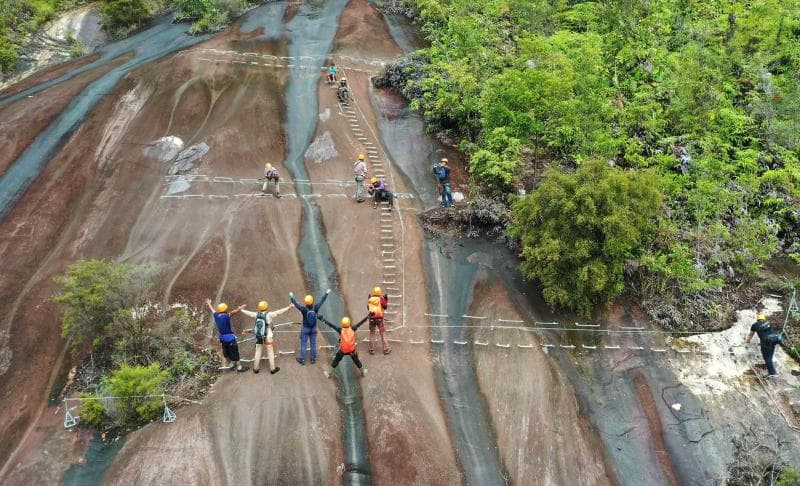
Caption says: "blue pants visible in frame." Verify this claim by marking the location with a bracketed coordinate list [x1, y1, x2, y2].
[761, 343, 777, 375]
[299, 329, 317, 362]
[440, 183, 453, 207]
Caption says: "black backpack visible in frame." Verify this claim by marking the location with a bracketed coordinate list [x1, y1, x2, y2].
[765, 332, 783, 345]
[304, 309, 317, 328]
[254, 312, 268, 338]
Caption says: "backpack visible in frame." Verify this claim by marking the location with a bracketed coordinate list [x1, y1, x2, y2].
[340, 327, 356, 353]
[368, 296, 384, 319]
[254, 312, 267, 339]
[436, 166, 447, 182]
[766, 332, 783, 345]
[304, 309, 317, 328]
[266, 167, 279, 178]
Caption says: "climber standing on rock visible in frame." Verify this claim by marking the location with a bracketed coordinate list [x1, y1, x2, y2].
[320, 315, 369, 378]
[241, 300, 292, 374]
[432, 157, 453, 208]
[354, 154, 367, 202]
[327, 62, 337, 84]
[367, 287, 391, 355]
[746, 313, 783, 378]
[205, 299, 248, 373]
[290, 289, 331, 365]
[262, 163, 281, 198]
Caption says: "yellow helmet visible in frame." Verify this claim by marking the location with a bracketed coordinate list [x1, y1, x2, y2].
[258, 301, 268, 311]
[370, 176, 378, 184]
[341, 77, 347, 82]
[372, 287, 382, 297]
[358, 154, 365, 160]
[441, 158, 448, 164]
[265, 163, 272, 169]
[304, 295, 314, 306]
[217, 303, 228, 313]
[756, 314, 766, 321]
[341, 317, 351, 328]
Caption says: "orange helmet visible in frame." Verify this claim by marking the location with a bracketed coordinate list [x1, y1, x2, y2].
[304, 295, 314, 306]
[217, 303, 228, 313]
[370, 176, 378, 184]
[257, 301, 268, 311]
[441, 158, 448, 164]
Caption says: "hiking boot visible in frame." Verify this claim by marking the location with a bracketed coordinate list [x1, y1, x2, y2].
[310, 358, 316, 364]
[383, 348, 392, 356]
[360, 368, 368, 377]
[275, 193, 281, 199]
[236, 366, 249, 373]
[373, 204, 378, 209]
[324, 367, 334, 379]
[356, 198, 365, 203]
[296, 358, 305, 366]
[253, 368, 260, 374]
[767, 374, 778, 379]
[369, 349, 375, 355]
[270, 367, 280, 374]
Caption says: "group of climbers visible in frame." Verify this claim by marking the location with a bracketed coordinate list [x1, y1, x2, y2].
[206, 286, 392, 378]
[352, 153, 394, 209]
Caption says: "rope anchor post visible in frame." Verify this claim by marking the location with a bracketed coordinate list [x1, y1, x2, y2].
[64, 402, 78, 429]
[162, 395, 176, 423]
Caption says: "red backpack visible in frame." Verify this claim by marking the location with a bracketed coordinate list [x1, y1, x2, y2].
[340, 327, 356, 354]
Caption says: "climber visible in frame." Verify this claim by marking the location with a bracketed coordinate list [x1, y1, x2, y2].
[432, 157, 453, 207]
[205, 299, 248, 372]
[262, 163, 281, 198]
[338, 77, 350, 104]
[241, 300, 292, 374]
[367, 176, 394, 209]
[320, 315, 370, 378]
[327, 63, 337, 84]
[289, 289, 331, 365]
[367, 287, 391, 355]
[746, 313, 783, 377]
[353, 154, 367, 202]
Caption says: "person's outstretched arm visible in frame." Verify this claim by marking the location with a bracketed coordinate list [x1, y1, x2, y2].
[315, 289, 331, 311]
[746, 329, 755, 343]
[240, 309, 257, 318]
[229, 304, 246, 316]
[320, 316, 341, 334]
[289, 292, 304, 312]
[205, 299, 215, 314]
[353, 315, 370, 331]
[267, 305, 293, 321]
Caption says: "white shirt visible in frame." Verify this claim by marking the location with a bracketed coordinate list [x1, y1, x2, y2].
[241, 305, 292, 338]
[354, 160, 367, 177]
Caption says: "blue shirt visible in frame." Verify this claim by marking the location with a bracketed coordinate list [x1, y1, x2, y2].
[214, 312, 237, 343]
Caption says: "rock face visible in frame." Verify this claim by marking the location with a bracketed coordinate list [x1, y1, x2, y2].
[46, 6, 107, 53]
[143, 136, 185, 162]
[304, 131, 337, 164]
[170, 143, 209, 174]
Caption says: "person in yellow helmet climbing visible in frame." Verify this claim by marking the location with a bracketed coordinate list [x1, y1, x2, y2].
[746, 313, 783, 377]
[262, 163, 281, 198]
[320, 315, 370, 378]
[241, 300, 292, 374]
[353, 153, 367, 202]
[338, 76, 350, 104]
[367, 286, 391, 355]
[205, 299, 248, 372]
[432, 157, 453, 207]
[367, 176, 394, 209]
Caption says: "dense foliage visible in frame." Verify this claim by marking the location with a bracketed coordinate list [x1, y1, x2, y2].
[395, 0, 800, 322]
[510, 161, 662, 314]
[0, 0, 86, 74]
[55, 260, 218, 430]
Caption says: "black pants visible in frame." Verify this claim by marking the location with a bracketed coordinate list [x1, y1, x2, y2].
[373, 189, 394, 207]
[761, 342, 777, 375]
[221, 340, 240, 362]
[331, 350, 362, 369]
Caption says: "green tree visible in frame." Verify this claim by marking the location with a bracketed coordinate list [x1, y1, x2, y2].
[510, 161, 662, 314]
[53, 259, 156, 352]
[100, 0, 150, 36]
